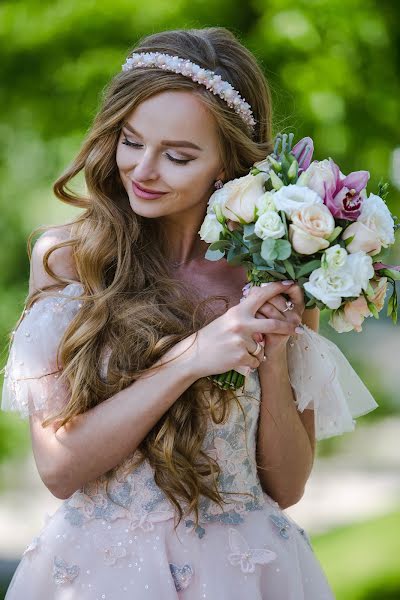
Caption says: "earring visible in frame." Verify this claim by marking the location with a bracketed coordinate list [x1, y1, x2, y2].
[214, 179, 224, 190]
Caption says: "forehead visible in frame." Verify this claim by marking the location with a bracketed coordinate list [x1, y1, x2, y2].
[124, 90, 219, 147]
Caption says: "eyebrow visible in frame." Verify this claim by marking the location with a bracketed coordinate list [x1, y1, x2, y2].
[122, 121, 203, 151]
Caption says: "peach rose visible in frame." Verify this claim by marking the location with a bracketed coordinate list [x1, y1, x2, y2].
[367, 277, 388, 311]
[342, 221, 381, 255]
[289, 203, 335, 255]
[329, 296, 372, 333]
[221, 172, 267, 223]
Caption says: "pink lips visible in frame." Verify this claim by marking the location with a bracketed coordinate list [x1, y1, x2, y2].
[132, 181, 167, 199]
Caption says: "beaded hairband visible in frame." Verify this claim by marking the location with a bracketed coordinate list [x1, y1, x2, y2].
[121, 51, 256, 132]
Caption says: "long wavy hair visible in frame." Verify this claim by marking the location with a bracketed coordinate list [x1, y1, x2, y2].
[19, 27, 276, 529]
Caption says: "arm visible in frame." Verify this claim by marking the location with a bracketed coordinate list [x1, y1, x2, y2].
[31, 336, 199, 500]
[28, 230, 200, 499]
[255, 307, 320, 510]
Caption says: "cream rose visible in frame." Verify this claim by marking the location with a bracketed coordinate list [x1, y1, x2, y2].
[221, 172, 268, 223]
[342, 221, 381, 255]
[254, 210, 285, 240]
[289, 203, 335, 255]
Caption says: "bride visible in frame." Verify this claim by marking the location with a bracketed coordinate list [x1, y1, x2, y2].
[2, 26, 377, 599]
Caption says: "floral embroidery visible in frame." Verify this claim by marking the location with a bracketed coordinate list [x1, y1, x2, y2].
[53, 556, 80, 585]
[103, 543, 128, 565]
[185, 519, 206, 539]
[22, 536, 40, 556]
[227, 528, 277, 574]
[269, 514, 292, 539]
[208, 437, 249, 475]
[169, 562, 194, 591]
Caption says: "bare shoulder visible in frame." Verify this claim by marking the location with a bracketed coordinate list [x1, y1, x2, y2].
[29, 224, 80, 294]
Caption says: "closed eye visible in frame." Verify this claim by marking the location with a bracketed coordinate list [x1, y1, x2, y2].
[121, 137, 192, 165]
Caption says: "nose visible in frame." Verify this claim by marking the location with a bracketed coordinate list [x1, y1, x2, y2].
[129, 149, 159, 183]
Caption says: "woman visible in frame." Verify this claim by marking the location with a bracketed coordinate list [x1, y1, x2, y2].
[1, 27, 378, 598]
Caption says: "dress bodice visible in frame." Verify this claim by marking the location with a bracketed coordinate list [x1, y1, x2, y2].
[1, 281, 378, 534]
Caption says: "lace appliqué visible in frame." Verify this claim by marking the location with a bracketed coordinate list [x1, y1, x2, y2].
[185, 519, 206, 539]
[22, 536, 40, 557]
[169, 562, 194, 592]
[227, 528, 277, 574]
[53, 556, 80, 585]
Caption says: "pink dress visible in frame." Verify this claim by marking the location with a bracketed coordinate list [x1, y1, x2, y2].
[1, 282, 378, 599]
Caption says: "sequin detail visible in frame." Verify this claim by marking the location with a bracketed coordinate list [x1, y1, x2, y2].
[269, 514, 292, 539]
[227, 528, 277, 574]
[53, 556, 80, 585]
[169, 562, 194, 591]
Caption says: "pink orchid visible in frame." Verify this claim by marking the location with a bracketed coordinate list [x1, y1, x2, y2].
[373, 262, 400, 271]
[291, 137, 314, 173]
[323, 158, 370, 220]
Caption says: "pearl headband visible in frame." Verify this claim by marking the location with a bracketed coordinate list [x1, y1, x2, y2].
[121, 51, 256, 132]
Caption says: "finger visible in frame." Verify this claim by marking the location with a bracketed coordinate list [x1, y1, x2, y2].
[267, 296, 303, 324]
[279, 283, 305, 313]
[255, 304, 286, 321]
[247, 317, 299, 337]
[239, 281, 295, 315]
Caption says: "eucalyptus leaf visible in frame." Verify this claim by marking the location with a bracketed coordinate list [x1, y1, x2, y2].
[205, 248, 225, 261]
[275, 239, 292, 260]
[243, 223, 256, 239]
[261, 238, 278, 262]
[208, 240, 233, 251]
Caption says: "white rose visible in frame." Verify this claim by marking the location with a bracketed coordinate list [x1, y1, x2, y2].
[357, 193, 395, 247]
[254, 210, 285, 240]
[322, 244, 348, 270]
[272, 184, 323, 217]
[221, 172, 268, 223]
[255, 191, 276, 217]
[199, 213, 224, 243]
[304, 251, 374, 309]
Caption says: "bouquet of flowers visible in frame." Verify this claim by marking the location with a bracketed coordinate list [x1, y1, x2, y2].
[199, 133, 400, 390]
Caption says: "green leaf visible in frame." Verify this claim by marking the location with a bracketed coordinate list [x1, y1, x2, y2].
[208, 240, 233, 251]
[344, 234, 355, 247]
[205, 248, 225, 261]
[327, 226, 343, 243]
[279, 210, 289, 237]
[282, 259, 296, 280]
[275, 239, 292, 260]
[295, 259, 321, 278]
[387, 289, 398, 324]
[260, 238, 278, 262]
[243, 223, 256, 240]
[381, 268, 400, 281]
[366, 300, 379, 319]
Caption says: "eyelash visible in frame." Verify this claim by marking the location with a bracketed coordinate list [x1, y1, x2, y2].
[121, 137, 192, 165]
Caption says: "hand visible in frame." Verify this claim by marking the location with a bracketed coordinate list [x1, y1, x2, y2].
[185, 282, 302, 379]
[243, 281, 305, 359]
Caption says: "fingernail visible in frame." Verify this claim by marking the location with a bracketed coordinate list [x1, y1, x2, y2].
[260, 282, 273, 287]
[295, 326, 305, 334]
[282, 280, 294, 285]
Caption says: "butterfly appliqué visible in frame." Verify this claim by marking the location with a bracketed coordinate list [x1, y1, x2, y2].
[169, 562, 194, 591]
[227, 528, 277, 574]
[269, 514, 292, 539]
[185, 519, 206, 539]
[208, 436, 249, 475]
[53, 556, 80, 585]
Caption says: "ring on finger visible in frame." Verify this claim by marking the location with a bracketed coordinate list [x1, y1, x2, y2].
[249, 341, 264, 357]
[282, 300, 295, 312]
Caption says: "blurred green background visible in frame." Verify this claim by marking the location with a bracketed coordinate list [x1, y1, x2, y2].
[0, 0, 399, 598]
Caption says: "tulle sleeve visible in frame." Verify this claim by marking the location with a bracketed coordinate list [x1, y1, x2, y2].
[286, 324, 379, 440]
[1, 282, 85, 419]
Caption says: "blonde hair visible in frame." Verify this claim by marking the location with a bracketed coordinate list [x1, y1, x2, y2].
[23, 27, 275, 529]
